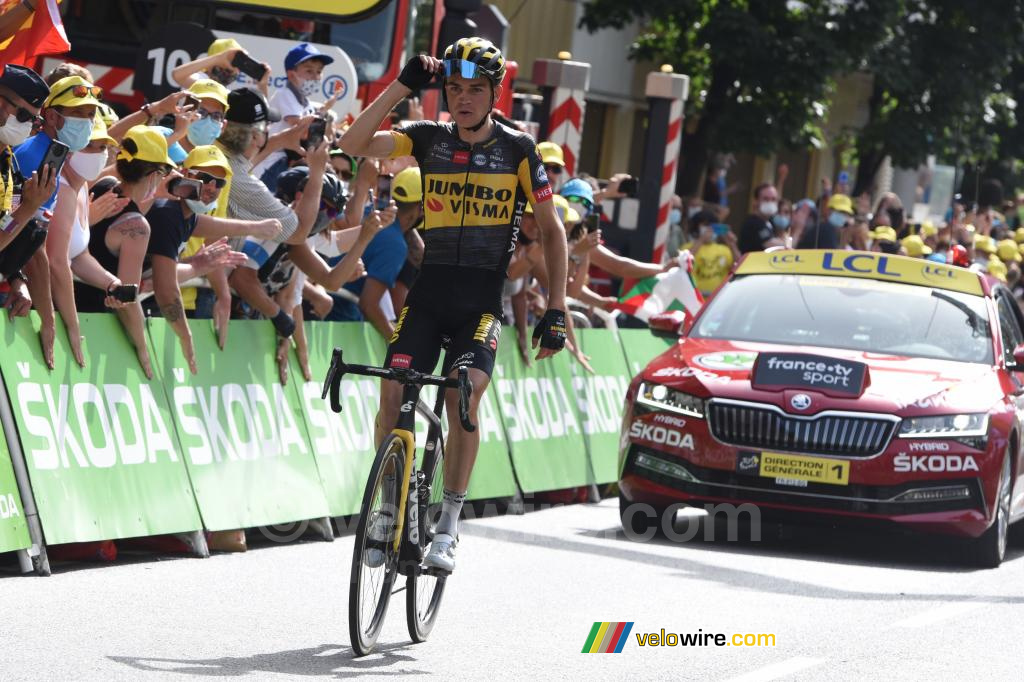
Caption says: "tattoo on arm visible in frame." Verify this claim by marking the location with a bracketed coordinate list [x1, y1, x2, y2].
[113, 215, 150, 239]
[160, 300, 185, 322]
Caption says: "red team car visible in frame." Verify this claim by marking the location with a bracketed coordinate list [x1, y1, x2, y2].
[619, 250, 1024, 567]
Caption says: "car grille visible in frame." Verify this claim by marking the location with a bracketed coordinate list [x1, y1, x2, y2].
[707, 399, 898, 457]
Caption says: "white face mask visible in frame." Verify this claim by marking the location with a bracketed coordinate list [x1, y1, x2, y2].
[299, 78, 321, 98]
[759, 201, 778, 217]
[67, 150, 107, 181]
[0, 116, 33, 147]
[185, 198, 218, 215]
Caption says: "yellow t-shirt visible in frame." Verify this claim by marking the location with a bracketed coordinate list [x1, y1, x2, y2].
[181, 147, 234, 309]
[693, 243, 734, 296]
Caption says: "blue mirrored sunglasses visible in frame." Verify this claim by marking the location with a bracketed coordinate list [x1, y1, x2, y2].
[443, 59, 483, 80]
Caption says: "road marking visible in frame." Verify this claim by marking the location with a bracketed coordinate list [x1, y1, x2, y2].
[890, 601, 985, 628]
[721, 656, 825, 682]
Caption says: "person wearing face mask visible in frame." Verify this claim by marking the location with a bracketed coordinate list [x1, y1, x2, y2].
[46, 117, 132, 368]
[181, 79, 231, 151]
[13, 74, 101, 216]
[144, 144, 281, 374]
[738, 182, 779, 253]
[254, 42, 335, 192]
[797, 193, 851, 249]
[74, 125, 177, 378]
[0, 63, 60, 367]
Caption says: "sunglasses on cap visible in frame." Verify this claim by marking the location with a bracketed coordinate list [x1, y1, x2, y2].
[196, 107, 225, 123]
[51, 83, 102, 103]
[188, 170, 227, 188]
[0, 93, 38, 124]
[566, 194, 594, 213]
[443, 59, 486, 80]
[544, 164, 563, 176]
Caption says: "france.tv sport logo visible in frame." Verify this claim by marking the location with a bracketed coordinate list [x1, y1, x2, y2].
[582, 622, 634, 653]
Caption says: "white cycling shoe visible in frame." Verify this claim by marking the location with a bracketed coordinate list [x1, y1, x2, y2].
[423, 533, 457, 573]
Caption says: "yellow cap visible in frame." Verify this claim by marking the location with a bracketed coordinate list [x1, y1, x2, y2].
[188, 79, 230, 110]
[89, 116, 116, 146]
[537, 141, 565, 167]
[988, 258, 1008, 282]
[117, 125, 176, 167]
[997, 238, 1022, 262]
[1014, 227, 1024, 243]
[828, 193, 853, 214]
[901, 234, 932, 257]
[920, 220, 937, 237]
[45, 75, 102, 109]
[183, 144, 231, 177]
[392, 166, 422, 203]
[872, 226, 897, 243]
[208, 38, 243, 57]
[974, 234, 998, 254]
[95, 102, 119, 127]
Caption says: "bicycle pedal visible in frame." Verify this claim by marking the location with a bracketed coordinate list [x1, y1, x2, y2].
[422, 565, 451, 578]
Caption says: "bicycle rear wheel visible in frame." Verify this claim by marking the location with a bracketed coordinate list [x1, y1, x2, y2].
[406, 436, 448, 642]
[349, 435, 405, 657]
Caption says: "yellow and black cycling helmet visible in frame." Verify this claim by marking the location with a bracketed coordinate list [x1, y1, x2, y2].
[442, 37, 506, 87]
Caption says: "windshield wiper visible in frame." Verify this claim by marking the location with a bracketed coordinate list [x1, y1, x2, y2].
[930, 290, 988, 338]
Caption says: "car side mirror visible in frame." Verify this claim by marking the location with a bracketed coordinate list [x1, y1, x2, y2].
[1012, 344, 1024, 370]
[649, 310, 687, 339]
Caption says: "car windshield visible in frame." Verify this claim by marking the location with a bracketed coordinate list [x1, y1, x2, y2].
[691, 274, 993, 365]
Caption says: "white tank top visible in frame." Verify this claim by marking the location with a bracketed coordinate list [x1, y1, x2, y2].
[68, 210, 89, 259]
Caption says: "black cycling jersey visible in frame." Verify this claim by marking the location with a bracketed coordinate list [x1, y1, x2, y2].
[388, 120, 553, 273]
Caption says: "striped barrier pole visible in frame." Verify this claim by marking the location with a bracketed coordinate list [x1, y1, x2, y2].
[635, 67, 690, 264]
[532, 53, 591, 178]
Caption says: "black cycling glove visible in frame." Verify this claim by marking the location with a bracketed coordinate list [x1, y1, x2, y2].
[271, 308, 296, 338]
[532, 309, 567, 351]
[397, 56, 436, 90]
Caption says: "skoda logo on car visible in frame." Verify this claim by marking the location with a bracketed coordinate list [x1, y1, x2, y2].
[790, 393, 812, 411]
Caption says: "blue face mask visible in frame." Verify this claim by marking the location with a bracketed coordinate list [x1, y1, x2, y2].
[56, 114, 93, 152]
[828, 211, 849, 229]
[669, 208, 682, 225]
[771, 214, 791, 230]
[187, 116, 223, 147]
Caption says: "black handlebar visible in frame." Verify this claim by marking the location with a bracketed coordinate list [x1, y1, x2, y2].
[321, 348, 476, 432]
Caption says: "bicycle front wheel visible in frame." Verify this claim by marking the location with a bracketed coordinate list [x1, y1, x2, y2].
[406, 436, 448, 643]
[349, 434, 405, 657]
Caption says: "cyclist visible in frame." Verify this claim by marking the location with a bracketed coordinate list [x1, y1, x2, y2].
[340, 37, 569, 572]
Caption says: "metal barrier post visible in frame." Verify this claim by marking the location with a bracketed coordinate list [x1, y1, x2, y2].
[635, 67, 690, 264]
[0, 367, 50, 575]
[532, 54, 591, 177]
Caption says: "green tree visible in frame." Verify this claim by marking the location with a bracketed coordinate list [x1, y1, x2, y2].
[851, 0, 1024, 196]
[580, 0, 893, 198]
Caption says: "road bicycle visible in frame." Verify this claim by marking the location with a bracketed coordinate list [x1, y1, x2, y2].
[322, 348, 474, 657]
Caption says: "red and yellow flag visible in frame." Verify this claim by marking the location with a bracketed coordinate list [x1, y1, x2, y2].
[0, 0, 70, 66]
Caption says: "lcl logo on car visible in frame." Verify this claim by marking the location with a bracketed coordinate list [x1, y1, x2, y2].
[791, 394, 812, 410]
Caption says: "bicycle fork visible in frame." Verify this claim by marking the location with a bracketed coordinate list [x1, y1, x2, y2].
[390, 383, 421, 554]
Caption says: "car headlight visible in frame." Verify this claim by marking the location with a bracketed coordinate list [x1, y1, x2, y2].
[898, 413, 989, 438]
[636, 382, 705, 418]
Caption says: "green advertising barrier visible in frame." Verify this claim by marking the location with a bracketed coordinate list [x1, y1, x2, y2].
[0, 314, 202, 545]
[291, 321, 382, 517]
[148, 318, 330, 531]
[0, 427, 30, 553]
[492, 338, 591, 493]
[618, 328, 675, 376]
[575, 329, 632, 484]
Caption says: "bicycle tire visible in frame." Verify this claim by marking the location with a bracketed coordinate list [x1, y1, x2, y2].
[406, 435, 448, 642]
[349, 434, 405, 657]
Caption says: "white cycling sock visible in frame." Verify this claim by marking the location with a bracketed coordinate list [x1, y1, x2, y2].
[436, 489, 466, 538]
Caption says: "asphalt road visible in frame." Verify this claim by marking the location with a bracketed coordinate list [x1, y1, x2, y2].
[2, 499, 1023, 681]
